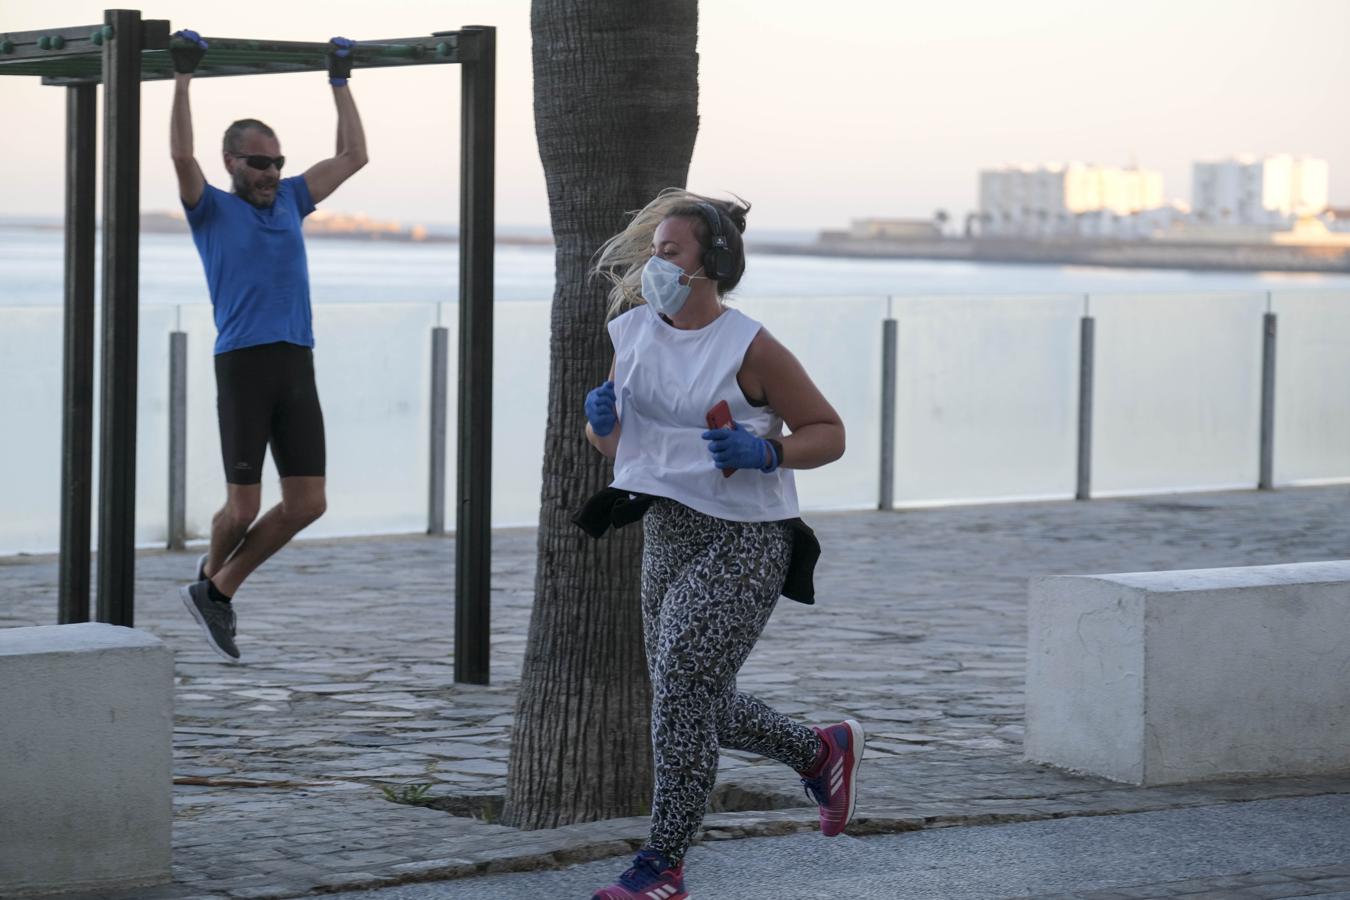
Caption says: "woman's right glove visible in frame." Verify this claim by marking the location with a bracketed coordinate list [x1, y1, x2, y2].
[585, 380, 618, 436]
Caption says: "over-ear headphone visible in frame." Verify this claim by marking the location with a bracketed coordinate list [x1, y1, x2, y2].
[695, 201, 735, 282]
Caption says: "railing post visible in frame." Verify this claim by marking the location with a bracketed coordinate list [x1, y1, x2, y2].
[167, 328, 187, 550]
[878, 314, 897, 510]
[428, 324, 449, 534]
[1259, 304, 1277, 490]
[1076, 301, 1095, 501]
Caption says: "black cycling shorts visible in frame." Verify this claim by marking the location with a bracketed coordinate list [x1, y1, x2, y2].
[214, 341, 326, 485]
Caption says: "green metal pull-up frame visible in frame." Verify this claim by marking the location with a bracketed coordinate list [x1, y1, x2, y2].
[0, 9, 496, 684]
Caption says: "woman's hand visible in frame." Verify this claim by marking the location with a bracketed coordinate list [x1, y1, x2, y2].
[585, 380, 618, 436]
[701, 421, 774, 472]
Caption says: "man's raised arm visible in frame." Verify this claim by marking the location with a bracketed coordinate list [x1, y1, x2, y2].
[169, 30, 209, 207]
[303, 38, 369, 205]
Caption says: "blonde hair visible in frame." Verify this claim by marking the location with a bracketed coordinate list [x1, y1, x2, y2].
[591, 188, 750, 318]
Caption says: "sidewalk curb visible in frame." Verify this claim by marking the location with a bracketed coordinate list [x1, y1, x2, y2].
[293, 787, 1350, 897]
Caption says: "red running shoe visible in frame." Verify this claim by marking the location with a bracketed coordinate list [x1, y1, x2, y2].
[592, 849, 687, 900]
[799, 719, 865, 836]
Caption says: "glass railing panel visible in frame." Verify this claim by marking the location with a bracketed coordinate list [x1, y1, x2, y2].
[181, 302, 442, 542]
[0, 307, 64, 554]
[1, 303, 179, 553]
[181, 303, 224, 540]
[300, 302, 440, 537]
[890, 294, 1082, 506]
[1089, 292, 1266, 495]
[490, 300, 550, 527]
[1269, 290, 1350, 485]
[135, 304, 178, 546]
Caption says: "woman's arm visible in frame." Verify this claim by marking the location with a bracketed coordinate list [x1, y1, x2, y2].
[738, 330, 845, 469]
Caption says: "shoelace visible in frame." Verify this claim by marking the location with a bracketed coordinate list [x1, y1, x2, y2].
[619, 853, 668, 890]
[800, 773, 829, 806]
[208, 598, 236, 637]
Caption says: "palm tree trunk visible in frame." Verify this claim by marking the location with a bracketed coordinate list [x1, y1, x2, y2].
[502, 0, 699, 829]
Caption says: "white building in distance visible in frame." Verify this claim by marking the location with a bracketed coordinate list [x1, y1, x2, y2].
[978, 163, 1164, 236]
[1191, 155, 1329, 225]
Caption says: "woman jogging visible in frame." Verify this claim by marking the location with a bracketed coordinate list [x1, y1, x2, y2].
[576, 188, 863, 900]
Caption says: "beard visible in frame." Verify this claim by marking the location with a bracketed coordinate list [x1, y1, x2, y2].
[232, 169, 279, 208]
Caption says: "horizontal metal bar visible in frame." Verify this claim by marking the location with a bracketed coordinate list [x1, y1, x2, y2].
[172, 35, 458, 59]
[0, 23, 107, 58]
[0, 20, 166, 62]
[20, 32, 463, 83]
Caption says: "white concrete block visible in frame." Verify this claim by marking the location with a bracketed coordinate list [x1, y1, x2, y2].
[0, 623, 174, 895]
[1026, 561, 1350, 785]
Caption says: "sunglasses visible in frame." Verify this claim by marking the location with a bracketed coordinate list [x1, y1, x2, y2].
[231, 153, 285, 172]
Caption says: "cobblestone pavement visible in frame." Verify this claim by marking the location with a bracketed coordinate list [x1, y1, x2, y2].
[3, 485, 1350, 899]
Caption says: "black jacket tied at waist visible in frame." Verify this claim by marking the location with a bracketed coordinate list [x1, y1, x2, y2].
[572, 487, 822, 605]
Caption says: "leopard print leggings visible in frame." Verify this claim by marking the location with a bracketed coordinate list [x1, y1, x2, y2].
[641, 499, 822, 862]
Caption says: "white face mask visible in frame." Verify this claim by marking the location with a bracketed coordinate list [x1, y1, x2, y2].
[641, 255, 703, 317]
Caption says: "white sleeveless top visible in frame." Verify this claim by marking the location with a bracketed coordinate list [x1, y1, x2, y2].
[608, 305, 799, 522]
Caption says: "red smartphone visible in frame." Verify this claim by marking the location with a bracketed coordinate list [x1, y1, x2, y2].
[705, 400, 735, 478]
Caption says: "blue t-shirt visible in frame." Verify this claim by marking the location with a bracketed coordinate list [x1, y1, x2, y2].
[184, 176, 317, 355]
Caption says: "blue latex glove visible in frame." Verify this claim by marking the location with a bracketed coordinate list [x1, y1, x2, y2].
[328, 36, 355, 86]
[585, 380, 618, 437]
[701, 421, 774, 472]
[170, 29, 208, 74]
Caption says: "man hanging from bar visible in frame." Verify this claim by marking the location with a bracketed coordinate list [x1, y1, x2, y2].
[170, 30, 368, 663]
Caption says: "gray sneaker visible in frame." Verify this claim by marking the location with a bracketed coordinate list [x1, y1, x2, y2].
[180, 580, 240, 663]
[195, 552, 209, 583]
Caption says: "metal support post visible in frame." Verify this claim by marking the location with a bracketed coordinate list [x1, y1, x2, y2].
[454, 26, 496, 684]
[1076, 313, 1095, 501]
[168, 329, 188, 549]
[96, 8, 142, 626]
[1259, 310, 1277, 490]
[429, 325, 449, 534]
[59, 83, 96, 625]
[878, 317, 897, 510]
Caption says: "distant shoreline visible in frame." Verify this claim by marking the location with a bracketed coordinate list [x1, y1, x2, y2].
[754, 236, 1350, 275]
[6, 216, 1350, 274]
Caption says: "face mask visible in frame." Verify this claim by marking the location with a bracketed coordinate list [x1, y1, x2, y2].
[641, 256, 703, 317]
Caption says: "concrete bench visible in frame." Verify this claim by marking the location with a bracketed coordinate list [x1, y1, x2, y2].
[1026, 561, 1350, 786]
[0, 623, 173, 896]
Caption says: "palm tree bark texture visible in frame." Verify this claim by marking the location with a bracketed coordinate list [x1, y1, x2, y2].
[502, 0, 700, 829]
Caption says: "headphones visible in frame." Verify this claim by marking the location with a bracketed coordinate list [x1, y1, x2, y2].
[694, 201, 735, 282]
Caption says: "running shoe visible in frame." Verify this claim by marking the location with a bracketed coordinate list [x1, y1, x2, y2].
[179, 580, 240, 663]
[592, 849, 686, 900]
[195, 552, 209, 583]
[800, 719, 864, 837]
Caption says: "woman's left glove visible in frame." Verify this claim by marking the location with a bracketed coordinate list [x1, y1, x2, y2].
[701, 421, 777, 472]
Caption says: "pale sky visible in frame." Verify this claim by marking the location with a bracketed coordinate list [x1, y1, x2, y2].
[1, 0, 1346, 230]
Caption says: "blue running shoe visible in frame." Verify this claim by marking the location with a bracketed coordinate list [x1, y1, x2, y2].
[799, 719, 864, 836]
[592, 848, 686, 900]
